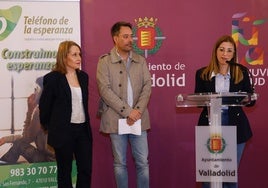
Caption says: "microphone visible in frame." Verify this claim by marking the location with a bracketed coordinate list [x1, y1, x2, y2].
[226, 59, 257, 101]
[226, 59, 248, 71]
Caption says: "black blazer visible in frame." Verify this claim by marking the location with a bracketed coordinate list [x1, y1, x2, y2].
[195, 67, 254, 144]
[39, 70, 92, 148]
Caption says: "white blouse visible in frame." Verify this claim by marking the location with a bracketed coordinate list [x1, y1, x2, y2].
[70, 86, 85, 123]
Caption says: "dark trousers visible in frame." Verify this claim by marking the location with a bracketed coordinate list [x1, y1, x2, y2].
[54, 123, 92, 188]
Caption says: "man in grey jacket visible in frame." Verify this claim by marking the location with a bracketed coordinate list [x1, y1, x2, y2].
[96, 21, 152, 188]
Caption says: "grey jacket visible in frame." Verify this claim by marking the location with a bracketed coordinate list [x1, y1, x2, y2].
[96, 47, 151, 133]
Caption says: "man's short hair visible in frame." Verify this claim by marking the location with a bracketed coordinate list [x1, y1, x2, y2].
[111, 21, 132, 37]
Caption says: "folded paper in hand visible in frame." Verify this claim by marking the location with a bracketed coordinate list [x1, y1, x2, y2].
[118, 119, 141, 135]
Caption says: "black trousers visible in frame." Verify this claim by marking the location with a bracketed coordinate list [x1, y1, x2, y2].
[54, 123, 92, 188]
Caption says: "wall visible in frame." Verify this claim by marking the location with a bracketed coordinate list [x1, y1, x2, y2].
[80, 0, 268, 187]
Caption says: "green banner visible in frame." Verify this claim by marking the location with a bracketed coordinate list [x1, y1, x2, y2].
[0, 161, 77, 188]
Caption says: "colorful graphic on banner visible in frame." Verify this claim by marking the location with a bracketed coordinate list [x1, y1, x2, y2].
[232, 12, 267, 88]
[0, 6, 22, 41]
[232, 12, 266, 65]
[0, 1, 80, 187]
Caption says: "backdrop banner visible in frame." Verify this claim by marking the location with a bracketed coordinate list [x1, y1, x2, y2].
[81, 0, 268, 187]
[0, 0, 80, 187]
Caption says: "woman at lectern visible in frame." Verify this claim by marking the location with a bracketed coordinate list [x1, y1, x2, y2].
[194, 35, 255, 188]
[39, 41, 92, 188]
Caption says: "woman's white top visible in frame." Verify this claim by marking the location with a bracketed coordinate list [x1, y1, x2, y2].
[70, 86, 85, 123]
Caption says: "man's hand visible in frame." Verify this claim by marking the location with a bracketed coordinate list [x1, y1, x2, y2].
[126, 117, 135, 126]
[127, 109, 141, 126]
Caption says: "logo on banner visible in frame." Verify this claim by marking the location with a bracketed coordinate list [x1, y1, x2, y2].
[132, 17, 166, 58]
[232, 12, 266, 66]
[206, 134, 226, 154]
[232, 12, 267, 87]
[0, 6, 22, 41]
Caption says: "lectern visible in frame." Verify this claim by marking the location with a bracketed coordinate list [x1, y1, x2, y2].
[176, 92, 257, 188]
